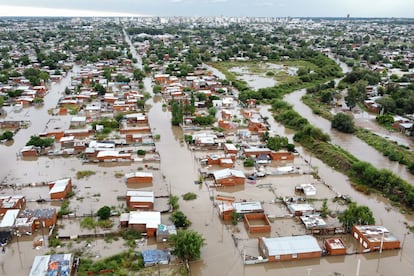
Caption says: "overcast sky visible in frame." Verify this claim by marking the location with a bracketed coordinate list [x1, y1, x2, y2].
[0, 0, 413, 18]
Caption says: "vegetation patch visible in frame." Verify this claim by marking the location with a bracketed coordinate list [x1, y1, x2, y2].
[182, 192, 197, 201]
[76, 170, 96, 179]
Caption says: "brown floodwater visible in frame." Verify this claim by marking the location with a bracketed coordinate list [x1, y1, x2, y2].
[1, 44, 414, 276]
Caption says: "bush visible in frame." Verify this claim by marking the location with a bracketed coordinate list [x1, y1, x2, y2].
[80, 217, 96, 229]
[182, 192, 197, 201]
[137, 149, 146, 155]
[97, 206, 111, 220]
[170, 211, 191, 228]
[331, 113, 355, 133]
[76, 170, 96, 179]
[243, 157, 255, 167]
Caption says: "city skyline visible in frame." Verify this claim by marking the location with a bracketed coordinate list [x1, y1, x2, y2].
[0, 0, 413, 18]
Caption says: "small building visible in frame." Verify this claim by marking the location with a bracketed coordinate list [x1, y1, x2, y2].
[19, 208, 58, 228]
[0, 195, 26, 215]
[352, 225, 400, 252]
[259, 235, 322, 262]
[127, 211, 161, 237]
[287, 203, 315, 216]
[125, 172, 153, 184]
[96, 150, 132, 162]
[212, 168, 245, 186]
[142, 250, 170, 267]
[325, 238, 346, 256]
[223, 143, 238, 155]
[156, 224, 177, 242]
[20, 145, 39, 157]
[70, 116, 86, 128]
[0, 209, 19, 230]
[48, 178, 72, 200]
[270, 151, 294, 161]
[218, 201, 263, 221]
[29, 254, 75, 276]
[295, 184, 316, 196]
[126, 190, 154, 210]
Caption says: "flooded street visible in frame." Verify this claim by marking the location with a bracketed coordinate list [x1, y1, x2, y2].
[1, 34, 414, 276]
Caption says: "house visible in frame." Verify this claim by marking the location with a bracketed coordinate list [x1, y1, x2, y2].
[259, 235, 322, 262]
[48, 178, 72, 200]
[156, 224, 177, 242]
[243, 147, 271, 158]
[223, 143, 238, 155]
[126, 190, 154, 210]
[126, 211, 161, 237]
[19, 208, 57, 228]
[212, 168, 245, 186]
[29, 254, 75, 276]
[70, 116, 86, 128]
[352, 225, 400, 252]
[270, 151, 294, 161]
[125, 172, 153, 184]
[218, 201, 263, 220]
[20, 145, 39, 157]
[0, 209, 19, 230]
[0, 195, 26, 215]
[142, 250, 170, 267]
[96, 150, 132, 162]
[325, 238, 346, 256]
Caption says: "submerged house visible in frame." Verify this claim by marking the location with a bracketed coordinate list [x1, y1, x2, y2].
[259, 235, 322, 262]
[212, 168, 245, 186]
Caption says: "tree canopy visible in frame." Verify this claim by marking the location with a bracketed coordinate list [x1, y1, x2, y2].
[170, 229, 205, 262]
[331, 112, 355, 133]
[338, 202, 375, 232]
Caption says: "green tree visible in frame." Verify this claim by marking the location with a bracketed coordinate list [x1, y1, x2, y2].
[321, 199, 328, 218]
[0, 131, 13, 141]
[171, 99, 183, 126]
[266, 135, 288, 151]
[332, 113, 355, 133]
[344, 86, 362, 111]
[26, 136, 54, 148]
[170, 230, 205, 262]
[133, 69, 145, 82]
[170, 211, 191, 228]
[153, 84, 162, 94]
[338, 202, 375, 232]
[97, 206, 111, 220]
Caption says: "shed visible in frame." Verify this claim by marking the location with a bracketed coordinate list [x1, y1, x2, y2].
[325, 238, 346, 256]
[287, 203, 314, 216]
[142, 250, 170, 267]
[48, 178, 72, 200]
[156, 224, 177, 242]
[259, 235, 322, 262]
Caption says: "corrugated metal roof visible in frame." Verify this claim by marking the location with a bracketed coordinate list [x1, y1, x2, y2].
[129, 211, 160, 228]
[0, 209, 19, 228]
[262, 235, 321, 256]
[213, 168, 245, 180]
[29, 254, 73, 276]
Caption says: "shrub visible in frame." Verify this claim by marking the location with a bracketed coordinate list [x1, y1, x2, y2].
[182, 192, 197, 201]
[76, 170, 96, 179]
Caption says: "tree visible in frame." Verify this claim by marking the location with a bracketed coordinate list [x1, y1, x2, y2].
[344, 86, 361, 111]
[170, 211, 191, 228]
[338, 202, 375, 232]
[170, 230, 205, 262]
[266, 135, 288, 151]
[133, 69, 145, 82]
[171, 99, 183, 126]
[26, 136, 54, 148]
[153, 84, 162, 94]
[332, 113, 355, 133]
[97, 206, 111, 220]
[0, 131, 13, 141]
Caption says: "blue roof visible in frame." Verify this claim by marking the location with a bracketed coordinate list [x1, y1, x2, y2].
[142, 250, 170, 265]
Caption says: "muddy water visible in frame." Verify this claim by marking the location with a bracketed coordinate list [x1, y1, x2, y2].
[284, 89, 414, 184]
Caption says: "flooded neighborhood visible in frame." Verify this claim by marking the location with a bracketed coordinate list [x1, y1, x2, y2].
[0, 15, 414, 276]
